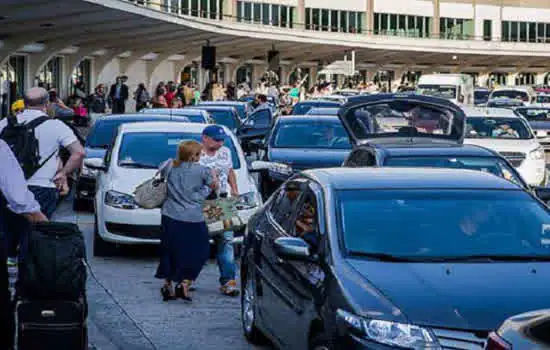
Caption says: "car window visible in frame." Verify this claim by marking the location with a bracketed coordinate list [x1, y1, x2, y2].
[384, 156, 524, 186]
[337, 189, 550, 260]
[293, 192, 321, 252]
[87, 119, 147, 148]
[291, 103, 314, 115]
[466, 117, 533, 139]
[536, 95, 550, 104]
[273, 122, 351, 149]
[492, 90, 529, 102]
[416, 85, 457, 100]
[269, 186, 302, 231]
[117, 132, 241, 169]
[208, 110, 238, 129]
[515, 108, 550, 121]
[246, 109, 271, 128]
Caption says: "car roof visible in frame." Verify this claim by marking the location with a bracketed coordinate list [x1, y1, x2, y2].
[142, 108, 208, 115]
[119, 121, 222, 133]
[199, 101, 246, 105]
[278, 115, 341, 123]
[96, 114, 179, 121]
[303, 167, 521, 191]
[190, 105, 237, 111]
[462, 107, 519, 117]
[376, 143, 498, 157]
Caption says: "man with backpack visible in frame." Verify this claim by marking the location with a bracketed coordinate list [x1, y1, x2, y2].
[0, 87, 85, 264]
[0, 138, 48, 349]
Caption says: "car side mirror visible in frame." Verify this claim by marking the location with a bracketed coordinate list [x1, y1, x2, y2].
[534, 186, 550, 205]
[274, 237, 310, 261]
[248, 160, 271, 173]
[84, 158, 107, 172]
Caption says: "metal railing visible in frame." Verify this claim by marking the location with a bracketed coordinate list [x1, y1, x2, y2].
[123, 0, 550, 44]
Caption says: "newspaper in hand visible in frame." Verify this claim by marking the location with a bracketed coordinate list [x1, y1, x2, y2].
[203, 198, 239, 229]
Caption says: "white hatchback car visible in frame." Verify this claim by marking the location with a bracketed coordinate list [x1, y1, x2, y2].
[86, 122, 262, 256]
[463, 107, 547, 186]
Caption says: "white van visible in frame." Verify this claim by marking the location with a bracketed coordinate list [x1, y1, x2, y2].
[416, 74, 474, 106]
[489, 86, 537, 106]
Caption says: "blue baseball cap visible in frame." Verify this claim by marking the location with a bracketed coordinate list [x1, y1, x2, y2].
[202, 125, 226, 141]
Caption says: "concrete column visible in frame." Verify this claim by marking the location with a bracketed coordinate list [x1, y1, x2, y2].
[508, 73, 517, 86]
[224, 0, 237, 21]
[432, 0, 440, 38]
[295, 0, 305, 30]
[537, 72, 548, 86]
[478, 72, 490, 88]
[366, 0, 374, 35]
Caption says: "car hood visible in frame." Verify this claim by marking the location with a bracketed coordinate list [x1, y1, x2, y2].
[85, 147, 107, 160]
[108, 166, 257, 197]
[268, 148, 350, 170]
[347, 259, 550, 331]
[464, 138, 539, 153]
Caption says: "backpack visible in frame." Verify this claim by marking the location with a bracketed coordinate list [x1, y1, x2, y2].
[17, 222, 87, 300]
[0, 115, 56, 180]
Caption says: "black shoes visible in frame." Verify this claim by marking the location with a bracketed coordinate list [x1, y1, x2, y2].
[161, 286, 173, 302]
[175, 284, 192, 303]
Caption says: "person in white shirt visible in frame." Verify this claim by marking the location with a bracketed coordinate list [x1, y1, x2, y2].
[199, 125, 240, 297]
[0, 139, 47, 349]
[0, 87, 84, 263]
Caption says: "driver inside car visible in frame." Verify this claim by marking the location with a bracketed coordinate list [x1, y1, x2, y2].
[492, 123, 520, 138]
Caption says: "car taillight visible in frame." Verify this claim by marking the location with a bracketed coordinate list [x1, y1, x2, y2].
[486, 332, 511, 350]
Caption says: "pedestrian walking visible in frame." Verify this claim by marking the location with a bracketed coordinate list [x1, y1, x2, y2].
[134, 83, 150, 112]
[0, 87, 85, 265]
[151, 86, 168, 108]
[199, 125, 240, 297]
[155, 140, 218, 303]
[109, 76, 129, 114]
[0, 139, 48, 349]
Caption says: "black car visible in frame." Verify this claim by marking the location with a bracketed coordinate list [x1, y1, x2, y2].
[241, 167, 550, 349]
[290, 100, 342, 115]
[73, 114, 191, 210]
[487, 309, 550, 349]
[186, 105, 241, 133]
[474, 88, 490, 106]
[251, 115, 352, 199]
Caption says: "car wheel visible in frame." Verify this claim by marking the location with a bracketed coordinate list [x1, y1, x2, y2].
[93, 216, 115, 257]
[309, 334, 336, 350]
[241, 265, 267, 345]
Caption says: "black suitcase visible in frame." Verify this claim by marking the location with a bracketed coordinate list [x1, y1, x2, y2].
[15, 298, 87, 350]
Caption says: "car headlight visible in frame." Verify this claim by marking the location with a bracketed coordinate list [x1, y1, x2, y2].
[529, 146, 545, 160]
[80, 164, 98, 178]
[336, 309, 440, 349]
[104, 190, 139, 209]
[236, 192, 260, 210]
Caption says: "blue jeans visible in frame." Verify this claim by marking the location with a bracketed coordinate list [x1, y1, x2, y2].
[214, 231, 236, 286]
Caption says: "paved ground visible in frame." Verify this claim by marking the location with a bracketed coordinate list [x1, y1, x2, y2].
[10, 195, 269, 350]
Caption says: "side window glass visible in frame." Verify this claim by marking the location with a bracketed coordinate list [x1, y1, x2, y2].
[293, 192, 320, 252]
[254, 110, 271, 128]
[269, 186, 302, 231]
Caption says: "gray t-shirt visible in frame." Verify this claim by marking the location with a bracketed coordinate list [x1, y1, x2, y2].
[161, 161, 214, 223]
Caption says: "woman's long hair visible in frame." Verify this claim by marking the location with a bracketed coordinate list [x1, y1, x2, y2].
[173, 140, 203, 167]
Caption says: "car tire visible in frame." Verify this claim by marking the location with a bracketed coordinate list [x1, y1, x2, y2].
[309, 333, 336, 350]
[241, 264, 268, 345]
[93, 216, 115, 257]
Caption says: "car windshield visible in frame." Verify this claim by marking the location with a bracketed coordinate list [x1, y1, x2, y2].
[141, 109, 207, 123]
[384, 156, 524, 186]
[491, 90, 529, 102]
[292, 102, 339, 115]
[536, 95, 550, 104]
[515, 108, 550, 121]
[474, 90, 489, 102]
[117, 132, 240, 169]
[87, 118, 177, 148]
[416, 85, 457, 99]
[202, 104, 246, 119]
[205, 110, 238, 129]
[337, 189, 550, 260]
[466, 117, 532, 139]
[486, 100, 523, 108]
[272, 121, 351, 149]
[306, 108, 339, 116]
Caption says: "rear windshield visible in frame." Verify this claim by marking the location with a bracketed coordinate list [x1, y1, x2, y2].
[515, 108, 550, 120]
[491, 90, 529, 102]
[466, 117, 533, 139]
[272, 121, 351, 149]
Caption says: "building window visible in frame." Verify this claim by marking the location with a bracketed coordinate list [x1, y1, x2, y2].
[440, 17, 474, 39]
[483, 19, 492, 41]
[305, 7, 363, 33]
[374, 12, 431, 37]
[236, 1, 293, 27]
[502, 20, 550, 43]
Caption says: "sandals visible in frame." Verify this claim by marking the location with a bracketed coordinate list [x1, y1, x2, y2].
[161, 285, 173, 302]
[175, 281, 193, 303]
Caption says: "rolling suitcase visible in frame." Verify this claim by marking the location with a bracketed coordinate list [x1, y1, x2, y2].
[15, 298, 87, 350]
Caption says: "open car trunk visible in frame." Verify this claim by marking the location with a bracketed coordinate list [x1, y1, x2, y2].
[339, 94, 466, 146]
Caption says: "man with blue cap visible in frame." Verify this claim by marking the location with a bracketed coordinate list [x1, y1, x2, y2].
[200, 125, 240, 297]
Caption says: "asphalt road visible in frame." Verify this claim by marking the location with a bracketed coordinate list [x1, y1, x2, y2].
[10, 194, 269, 350]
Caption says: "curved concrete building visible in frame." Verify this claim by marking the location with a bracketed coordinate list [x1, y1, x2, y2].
[2, 0, 550, 111]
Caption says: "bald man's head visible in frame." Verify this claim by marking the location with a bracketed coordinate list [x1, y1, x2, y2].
[24, 87, 49, 108]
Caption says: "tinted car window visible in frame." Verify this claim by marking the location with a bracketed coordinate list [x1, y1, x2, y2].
[247, 109, 271, 128]
[466, 117, 532, 139]
[515, 108, 550, 120]
[337, 189, 550, 259]
[207, 110, 238, 130]
[492, 90, 529, 102]
[117, 132, 240, 169]
[536, 95, 550, 104]
[474, 90, 489, 102]
[272, 121, 351, 149]
[486, 100, 524, 108]
[306, 107, 339, 116]
[291, 102, 340, 115]
[384, 156, 523, 186]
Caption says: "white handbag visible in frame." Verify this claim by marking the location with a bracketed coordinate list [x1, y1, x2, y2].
[133, 162, 171, 209]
